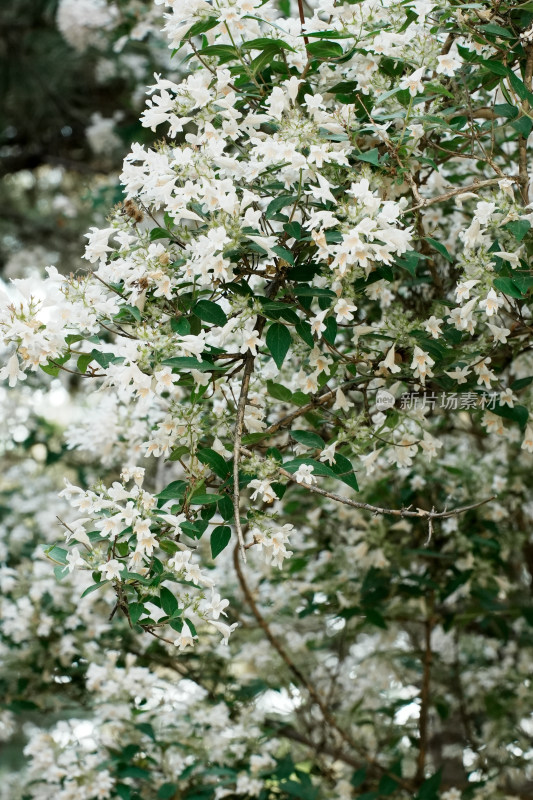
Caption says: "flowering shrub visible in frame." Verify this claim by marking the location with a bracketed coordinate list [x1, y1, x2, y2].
[1, 0, 533, 797]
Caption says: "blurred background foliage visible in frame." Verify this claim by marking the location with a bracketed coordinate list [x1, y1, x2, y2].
[0, 0, 163, 276]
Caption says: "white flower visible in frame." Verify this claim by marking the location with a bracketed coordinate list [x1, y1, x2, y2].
[379, 344, 401, 374]
[445, 365, 471, 384]
[488, 323, 510, 343]
[400, 67, 425, 96]
[424, 316, 443, 339]
[479, 289, 504, 316]
[333, 387, 354, 410]
[521, 424, 533, 452]
[66, 547, 85, 572]
[174, 621, 196, 650]
[0, 354, 27, 388]
[333, 298, 357, 322]
[293, 464, 317, 486]
[83, 226, 114, 263]
[208, 619, 238, 645]
[455, 280, 479, 302]
[410, 347, 434, 384]
[98, 559, 125, 581]
[240, 321, 265, 355]
[207, 592, 230, 620]
[249, 479, 278, 504]
[319, 443, 336, 465]
[436, 54, 461, 76]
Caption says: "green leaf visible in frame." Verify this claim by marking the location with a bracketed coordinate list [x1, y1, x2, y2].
[157, 480, 187, 500]
[511, 376, 533, 391]
[197, 448, 230, 478]
[425, 237, 453, 263]
[160, 586, 179, 617]
[199, 44, 238, 62]
[162, 357, 225, 372]
[280, 779, 318, 800]
[493, 277, 526, 299]
[490, 403, 528, 428]
[266, 322, 291, 369]
[267, 380, 293, 402]
[508, 72, 533, 105]
[284, 221, 304, 240]
[189, 493, 223, 505]
[293, 286, 336, 298]
[332, 453, 359, 491]
[77, 352, 94, 374]
[45, 545, 68, 565]
[271, 245, 294, 265]
[186, 17, 219, 39]
[350, 767, 367, 788]
[480, 22, 514, 38]
[493, 103, 518, 119]
[241, 37, 296, 53]
[416, 769, 442, 800]
[157, 785, 178, 800]
[295, 320, 314, 347]
[150, 227, 172, 241]
[54, 564, 68, 581]
[291, 430, 325, 449]
[168, 445, 189, 461]
[307, 40, 343, 59]
[211, 526, 231, 558]
[193, 300, 228, 326]
[128, 602, 145, 625]
[353, 148, 379, 166]
[484, 60, 509, 77]
[503, 219, 530, 241]
[265, 195, 297, 219]
[511, 116, 533, 137]
[80, 580, 110, 598]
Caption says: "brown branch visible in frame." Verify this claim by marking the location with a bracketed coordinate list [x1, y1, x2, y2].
[233, 353, 255, 562]
[239, 445, 494, 520]
[519, 44, 533, 204]
[233, 543, 413, 791]
[297, 0, 309, 46]
[405, 177, 518, 214]
[416, 592, 434, 784]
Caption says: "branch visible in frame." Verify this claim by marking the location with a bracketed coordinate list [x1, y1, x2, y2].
[239, 446, 494, 521]
[405, 177, 519, 214]
[519, 44, 533, 204]
[233, 353, 255, 562]
[233, 544, 413, 791]
[416, 592, 434, 784]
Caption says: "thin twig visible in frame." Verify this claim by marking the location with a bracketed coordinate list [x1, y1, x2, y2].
[405, 177, 518, 214]
[239, 446, 494, 520]
[233, 543, 413, 790]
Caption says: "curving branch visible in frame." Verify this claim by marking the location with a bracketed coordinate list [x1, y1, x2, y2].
[239, 445, 494, 521]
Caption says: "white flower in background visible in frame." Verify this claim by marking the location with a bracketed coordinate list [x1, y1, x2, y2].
[436, 54, 461, 76]
[521, 425, 533, 452]
[208, 620, 238, 645]
[0, 353, 27, 387]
